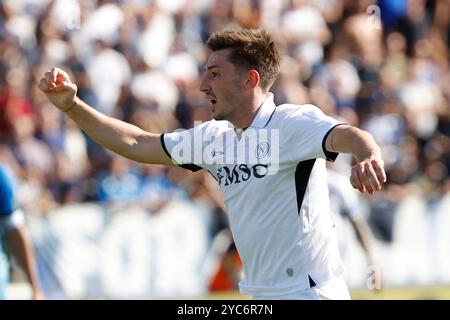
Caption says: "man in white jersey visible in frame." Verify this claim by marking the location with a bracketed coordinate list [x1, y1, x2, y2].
[39, 28, 386, 300]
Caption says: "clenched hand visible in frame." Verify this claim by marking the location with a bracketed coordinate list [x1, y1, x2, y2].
[39, 67, 77, 112]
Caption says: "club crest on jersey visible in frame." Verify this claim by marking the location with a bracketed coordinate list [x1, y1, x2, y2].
[255, 142, 270, 159]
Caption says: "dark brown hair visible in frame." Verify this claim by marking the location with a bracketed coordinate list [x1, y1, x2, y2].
[206, 28, 281, 91]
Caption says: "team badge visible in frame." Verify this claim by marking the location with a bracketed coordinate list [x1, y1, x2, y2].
[255, 142, 270, 159]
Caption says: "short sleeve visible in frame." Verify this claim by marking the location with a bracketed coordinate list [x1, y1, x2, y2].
[285, 104, 344, 162]
[161, 121, 218, 174]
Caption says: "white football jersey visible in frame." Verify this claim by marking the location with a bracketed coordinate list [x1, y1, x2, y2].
[162, 93, 345, 297]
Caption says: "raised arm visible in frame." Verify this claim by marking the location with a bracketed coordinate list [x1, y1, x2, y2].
[39, 68, 172, 165]
[325, 124, 387, 194]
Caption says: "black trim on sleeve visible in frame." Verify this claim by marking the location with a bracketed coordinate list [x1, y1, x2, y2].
[322, 123, 346, 162]
[294, 159, 316, 215]
[160, 134, 203, 173]
[160, 134, 172, 160]
[180, 164, 203, 172]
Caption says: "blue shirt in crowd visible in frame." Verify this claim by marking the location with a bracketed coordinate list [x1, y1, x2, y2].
[0, 164, 17, 299]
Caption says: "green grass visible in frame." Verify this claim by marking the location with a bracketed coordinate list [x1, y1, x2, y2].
[350, 286, 450, 300]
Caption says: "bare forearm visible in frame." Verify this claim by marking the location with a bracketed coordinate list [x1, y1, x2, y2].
[351, 219, 375, 264]
[350, 219, 384, 289]
[67, 97, 168, 164]
[327, 125, 380, 161]
[5, 227, 41, 293]
[39, 67, 172, 165]
[67, 97, 144, 157]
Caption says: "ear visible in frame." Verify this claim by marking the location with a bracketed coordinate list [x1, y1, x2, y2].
[244, 69, 260, 88]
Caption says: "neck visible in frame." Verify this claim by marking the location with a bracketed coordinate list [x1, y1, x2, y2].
[231, 92, 269, 129]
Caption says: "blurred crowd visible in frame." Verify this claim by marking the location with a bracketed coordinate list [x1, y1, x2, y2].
[1, 0, 450, 243]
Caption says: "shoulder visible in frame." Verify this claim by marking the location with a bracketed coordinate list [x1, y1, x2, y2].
[192, 119, 233, 138]
[272, 103, 329, 126]
[206, 119, 232, 132]
[165, 120, 232, 146]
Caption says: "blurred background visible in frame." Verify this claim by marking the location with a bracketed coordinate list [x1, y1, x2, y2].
[1, 0, 450, 299]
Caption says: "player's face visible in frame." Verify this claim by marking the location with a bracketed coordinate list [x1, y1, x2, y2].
[200, 49, 246, 122]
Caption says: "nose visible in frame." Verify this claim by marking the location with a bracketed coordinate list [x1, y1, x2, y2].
[199, 74, 210, 94]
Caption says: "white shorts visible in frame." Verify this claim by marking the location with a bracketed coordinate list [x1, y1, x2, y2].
[254, 276, 351, 300]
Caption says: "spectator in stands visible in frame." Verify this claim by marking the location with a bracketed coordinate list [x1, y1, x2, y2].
[0, 164, 43, 300]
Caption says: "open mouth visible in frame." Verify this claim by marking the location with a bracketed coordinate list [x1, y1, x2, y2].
[206, 94, 217, 105]
[206, 93, 217, 106]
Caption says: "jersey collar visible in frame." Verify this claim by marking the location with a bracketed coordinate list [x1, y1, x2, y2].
[247, 93, 276, 129]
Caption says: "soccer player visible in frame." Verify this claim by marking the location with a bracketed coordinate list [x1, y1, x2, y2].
[39, 29, 386, 300]
[327, 165, 383, 291]
[0, 164, 44, 300]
